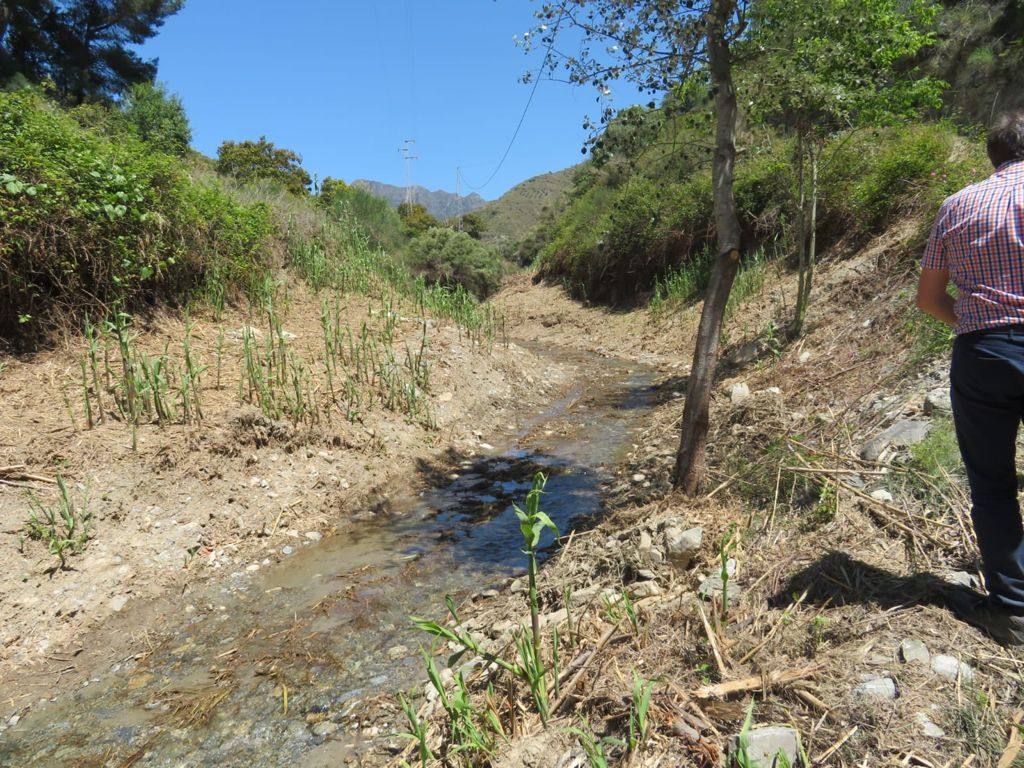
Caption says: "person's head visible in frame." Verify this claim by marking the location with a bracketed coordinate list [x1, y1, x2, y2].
[988, 109, 1024, 168]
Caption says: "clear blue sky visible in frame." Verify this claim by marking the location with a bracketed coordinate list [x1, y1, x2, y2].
[140, 1, 644, 200]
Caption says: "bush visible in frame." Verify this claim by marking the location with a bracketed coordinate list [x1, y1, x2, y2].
[0, 90, 273, 341]
[320, 181, 405, 251]
[121, 81, 191, 156]
[216, 136, 311, 196]
[406, 227, 503, 298]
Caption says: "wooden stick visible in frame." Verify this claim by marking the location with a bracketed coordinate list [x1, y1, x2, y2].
[736, 588, 808, 665]
[996, 709, 1023, 768]
[550, 619, 623, 715]
[690, 665, 821, 699]
[814, 725, 858, 764]
[697, 601, 728, 676]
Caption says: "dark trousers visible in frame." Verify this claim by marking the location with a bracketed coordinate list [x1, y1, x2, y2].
[951, 327, 1024, 613]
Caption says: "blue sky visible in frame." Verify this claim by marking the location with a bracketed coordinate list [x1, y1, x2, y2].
[140, 1, 645, 200]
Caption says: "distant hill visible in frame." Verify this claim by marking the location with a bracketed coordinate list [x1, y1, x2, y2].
[475, 166, 579, 244]
[352, 180, 486, 220]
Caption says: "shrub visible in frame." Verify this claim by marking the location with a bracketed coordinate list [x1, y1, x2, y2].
[398, 202, 439, 237]
[121, 81, 191, 156]
[406, 227, 503, 298]
[216, 136, 311, 196]
[0, 90, 273, 341]
[320, 182, 405, 251]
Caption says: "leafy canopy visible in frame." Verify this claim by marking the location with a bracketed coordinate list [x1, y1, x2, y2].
[0, 0, 184, 103]
[397, 201, 439, 237]
[742, 0, 946, 136]
[216, 136, 312, 196]
[121, 80, 190, 155]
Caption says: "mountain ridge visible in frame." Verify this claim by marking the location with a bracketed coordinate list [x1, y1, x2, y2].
[352, 179, 487, 220]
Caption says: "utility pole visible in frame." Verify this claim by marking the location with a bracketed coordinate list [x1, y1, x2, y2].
[399, 139, 418, 206]
[455, 166, 462, 231]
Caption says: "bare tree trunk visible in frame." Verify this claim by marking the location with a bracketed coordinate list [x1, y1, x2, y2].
[791, 140, 819, 337]
[673, 0, 742, 494]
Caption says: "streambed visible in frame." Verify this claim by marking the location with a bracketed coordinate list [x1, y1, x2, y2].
[0, 348, 659, 767]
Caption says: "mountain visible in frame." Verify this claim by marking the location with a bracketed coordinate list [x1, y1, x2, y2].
[473, 166, 578, 243]
[352, 180, 487, 220]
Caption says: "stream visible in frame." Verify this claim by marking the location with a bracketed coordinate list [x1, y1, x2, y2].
[0, 348, 659, 767]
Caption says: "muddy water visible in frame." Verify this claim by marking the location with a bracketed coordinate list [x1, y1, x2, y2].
[0, 350, 658, 767]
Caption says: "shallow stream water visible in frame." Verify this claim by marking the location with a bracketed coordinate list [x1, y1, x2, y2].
[0, 348, 658, 767]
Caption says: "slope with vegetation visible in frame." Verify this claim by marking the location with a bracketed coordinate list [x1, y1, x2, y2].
[473, 164, 578, 246]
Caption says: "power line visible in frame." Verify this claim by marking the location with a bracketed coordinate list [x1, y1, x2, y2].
[459, 19, 561, 193]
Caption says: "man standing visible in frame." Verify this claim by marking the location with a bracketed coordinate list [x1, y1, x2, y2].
[917, 109, 1024, 646]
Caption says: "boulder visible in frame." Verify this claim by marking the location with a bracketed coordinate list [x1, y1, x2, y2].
[729, 726, 799, 768]
[663, 526, 703, 568]
[898, 638, 930, 665]
[851, 676, 897, 702]
[923, 387, 952, 416]
[861, 419, 932, 461]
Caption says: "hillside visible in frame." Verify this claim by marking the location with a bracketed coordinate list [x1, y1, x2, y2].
[352, 179, 487, 219]
[474, 165, 578, 243]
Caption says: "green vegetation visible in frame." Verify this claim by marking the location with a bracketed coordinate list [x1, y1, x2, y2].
[0, 89, 273, 341]
[216, 136, 312, 196]
[0, 0, 183, 103]
[121, 81, 191, 156]
[406, 227, 504, 299]
[474, 165, 577, 245]
[398, 201, 440, 237]
[25, 475, 91, 570]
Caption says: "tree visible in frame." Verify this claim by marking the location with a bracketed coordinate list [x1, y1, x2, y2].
[454, 211, 486, 240]
[397, 201, 439, 237]
[406, 227, 503, 298]
[744, 0, 944, 337]
[216, 137, 312, 196]
[525, 0, 748, 494]
[1, 1, 184, 104]
[316, 176, 347, 209]
[121, 79, 190, 154]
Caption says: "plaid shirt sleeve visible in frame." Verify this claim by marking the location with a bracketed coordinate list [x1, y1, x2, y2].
[922, 197, 953, 270]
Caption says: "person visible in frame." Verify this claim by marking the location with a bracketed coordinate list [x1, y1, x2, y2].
[917, 108, 1024, 646]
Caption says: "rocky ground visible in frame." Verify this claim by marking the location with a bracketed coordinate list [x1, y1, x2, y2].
[356, 224, 1023, 767]
[0, 279, 572, 714]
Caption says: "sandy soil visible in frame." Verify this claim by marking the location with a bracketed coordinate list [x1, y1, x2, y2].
[0, 280, 573, 703]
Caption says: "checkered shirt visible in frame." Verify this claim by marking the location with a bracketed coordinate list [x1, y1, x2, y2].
[922, 160, 1024, 334]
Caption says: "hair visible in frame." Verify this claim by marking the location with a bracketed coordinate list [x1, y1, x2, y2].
[988, 109, 1024, 168]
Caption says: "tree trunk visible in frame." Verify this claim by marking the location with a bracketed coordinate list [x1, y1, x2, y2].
[673, 0, 742, 495]
[791, 140, 819, 337]
[791, 133, 809, 337]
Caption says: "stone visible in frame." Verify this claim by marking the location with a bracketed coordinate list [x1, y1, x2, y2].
[730, 382, 752, 405]
[944, 571, 980, 589]
[798, 351, 812, 363]
[631, 473, 647, 483]
[635, 530, 664, 566]
[304, 531, 323, 542]
[915, 712, 945, 739]
[899, 638, 931, 665]
[728, 340, 766, 367]
[281, 545, 294, 556]
[698, 573, 742, 602]
[386, 645, 409, 661]
[923, 387, 953, 416]
[311, 721, 339, 738]
[931, 654, 974, 683]
[109, 595, 129, 612]
[870, 489, 894, 504]
[664, 526, 703, 568]
[728, 725, 799, 768]
[629, 580, 663, 599]
[861, 419, 932, 461]
[851, 676, 897, 702]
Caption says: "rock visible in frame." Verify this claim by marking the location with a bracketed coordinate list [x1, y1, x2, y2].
[798, 351, 812, 363]
[730, 382, 752, 405]
[852, 677, 898, 702]
[944, 571, 980, 590]
[635, 568, 658, 581]
[870, 489, 894, 504]
[281, 545, 294, 556]
[899, 638, 931, 665]
[728, 340, 766, 367]
[698, 574, 741, 602]
[386, 645, 409, 661]
[631, 473, 647, 483]
[664, 526, 702, 568]
[924, 387, 952, 416]
[629, 581, 663, 599]
[109, 595, 129, 612]
[861, 419, 932, 461]
[931, 654, 974, 683]
[915, 712, 945, 738]
[635, 530, 664, 566]
[539, 609, 568, 629]
[311, 721, 339, 738]
[304, 531, 323, 542]
[729, 725, 799, 768]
